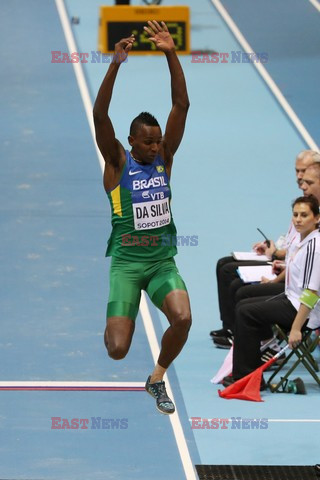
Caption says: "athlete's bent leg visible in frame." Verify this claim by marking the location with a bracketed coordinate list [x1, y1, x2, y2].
[149, 289, 191, 382]
[104, 316, 135, 360]
[105, 259, 141, 360]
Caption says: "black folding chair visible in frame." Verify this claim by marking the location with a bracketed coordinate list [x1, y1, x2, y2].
[267, 325, 320, 393]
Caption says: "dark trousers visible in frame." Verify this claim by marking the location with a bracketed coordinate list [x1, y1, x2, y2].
[216, 256, 284, 331]
[233, 295, 297, 379]
[228, 280, 285, 329]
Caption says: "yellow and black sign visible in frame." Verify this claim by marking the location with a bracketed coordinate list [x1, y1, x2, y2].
[98, 6, 190, 55]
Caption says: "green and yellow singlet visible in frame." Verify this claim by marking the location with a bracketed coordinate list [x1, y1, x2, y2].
[106, 150, 177, 261]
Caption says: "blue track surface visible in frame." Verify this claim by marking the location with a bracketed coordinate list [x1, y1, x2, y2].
[221, 0, 320, 146]
[1, 0, 319, 478]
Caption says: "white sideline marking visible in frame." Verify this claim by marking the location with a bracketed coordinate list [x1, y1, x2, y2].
[268, 419, 320, 423]
[189, 418, 320, 424]
[54, 0, 104, 173]
[0, 381, 144, 389]
[55, 1, 196, 478]
[139, 294, 197, 480]
[309, 0, 320, 13]
[211, 0, 319, 151]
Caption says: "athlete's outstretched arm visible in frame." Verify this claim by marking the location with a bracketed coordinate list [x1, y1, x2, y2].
[144, 21, 190, 159]
[93, 35, 135, 166]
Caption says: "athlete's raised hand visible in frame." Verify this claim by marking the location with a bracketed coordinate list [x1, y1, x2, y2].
[113, 34, 135, 63]
[144, 21, 175, 52]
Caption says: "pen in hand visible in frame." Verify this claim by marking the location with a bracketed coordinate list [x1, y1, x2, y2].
[257, 227, 271, 247]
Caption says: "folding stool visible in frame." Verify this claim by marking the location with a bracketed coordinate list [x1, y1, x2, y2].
[267, 325, 320, 393]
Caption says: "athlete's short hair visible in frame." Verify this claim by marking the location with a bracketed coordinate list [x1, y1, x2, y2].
[130, 112, 160, 136]
[292, 195, 319, 217]
[305, 162, 320, 180]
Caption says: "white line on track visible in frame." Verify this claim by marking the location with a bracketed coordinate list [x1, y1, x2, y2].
[0, 381, 144, 390]
[268, 419, 320, 423]
[55, 1, 196, 478]
[309, 0, 320, 12]
[139, 294, 197, 480]
[211, 0, 319, 151]
[54, 0, 104, 172]
[189, 418, 320, 423]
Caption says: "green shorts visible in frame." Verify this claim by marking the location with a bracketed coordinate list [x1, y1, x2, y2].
[107, 257, 187, 321]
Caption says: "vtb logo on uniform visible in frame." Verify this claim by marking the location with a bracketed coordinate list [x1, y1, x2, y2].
[142, 190, 165, 200]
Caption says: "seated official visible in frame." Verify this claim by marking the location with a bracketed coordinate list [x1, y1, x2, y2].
[223, 195, 320, 387]
[211, 151, 320, 348]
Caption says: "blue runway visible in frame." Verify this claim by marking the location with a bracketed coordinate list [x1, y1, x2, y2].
[1, 0, 319, 478]
[220, 0, 320, 147]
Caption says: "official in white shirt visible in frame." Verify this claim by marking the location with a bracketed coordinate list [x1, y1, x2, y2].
[229, 195, 320, 384]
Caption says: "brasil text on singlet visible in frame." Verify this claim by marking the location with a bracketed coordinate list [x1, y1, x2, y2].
[106, 150, 177, 261]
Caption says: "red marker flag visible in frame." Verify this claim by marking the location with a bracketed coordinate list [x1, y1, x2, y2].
[218, 345, 289, 402]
